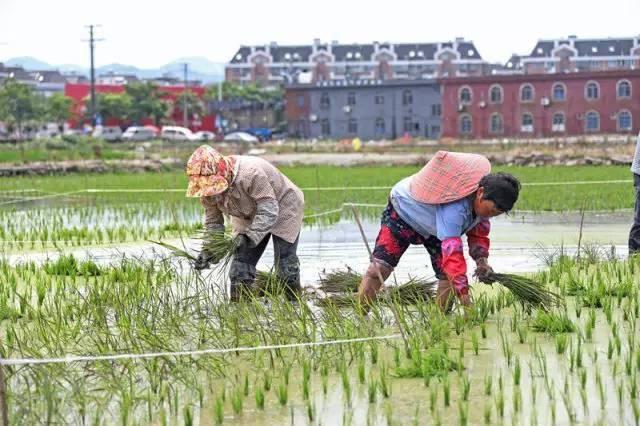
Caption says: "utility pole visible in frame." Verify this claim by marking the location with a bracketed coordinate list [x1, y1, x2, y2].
[183, 63, 188, 128]
[84, 25, 103, 126]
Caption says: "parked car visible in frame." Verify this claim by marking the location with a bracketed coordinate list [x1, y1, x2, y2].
[243, 127, 272, 142]
[160, 126, 194, 141]
[192, 131, 216, 141]
[122, 126, 156, 142]
[92, 126, 123, 142]
[223, 131, 259, 143]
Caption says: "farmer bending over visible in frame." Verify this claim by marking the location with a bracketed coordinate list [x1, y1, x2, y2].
[186, 145, 305, 301]
[358, 151, 520, 311]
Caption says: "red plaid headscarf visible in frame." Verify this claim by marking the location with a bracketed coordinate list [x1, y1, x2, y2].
[409, 151, 491, 204]
[185, 145, 236, 197]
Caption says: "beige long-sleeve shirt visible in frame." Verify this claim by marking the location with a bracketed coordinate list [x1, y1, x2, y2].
[201, 155, 304, 244]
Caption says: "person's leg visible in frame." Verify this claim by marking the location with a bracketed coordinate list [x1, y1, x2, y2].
[228, 234, 270, 301]
[629, 174, 640, 255]
[358, 202, 411, 305]
[273, 234, 301, 300]
[424, 235, 453, 312]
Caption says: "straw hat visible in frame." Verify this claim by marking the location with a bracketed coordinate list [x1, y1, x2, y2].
[409, 151, 491, 204]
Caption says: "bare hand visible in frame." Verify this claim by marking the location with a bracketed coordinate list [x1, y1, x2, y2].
[474, 257, 494, 284]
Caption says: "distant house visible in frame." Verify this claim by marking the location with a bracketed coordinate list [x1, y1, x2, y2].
[515, 35, 640, 74]
[226, 38, 489, 87]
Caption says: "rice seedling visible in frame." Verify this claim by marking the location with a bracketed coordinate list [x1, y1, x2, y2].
[513, 357, 521, 386]
[278, 380, 288, 406]
[214, 396, 224, 425]
[341, 364, 352, 404]
[318, 268, 361, 293]
[231, 388, 243, 415]
[458, 400, 468, 426]
[483, 403, 492, 425]
[471, 332, 479, 355]
[531, 310, 576, 334]
[483, 272, 563, 311]
[368, 376, 377, 403]
[307, 401, 315, 422]
[495, 390, 505, 419]
[429, 386, 438, 413]
[380, 363, 391, 398]
[263, 371, 272, 391]
[484, 374, 492, 396]
[517, 324, 528, 344]
[443, 377, 450, 407]
[358, 358, 366, 384]
[255, 387, 265, 410]
[461, 376, 471, 401]
[481, 323, 487, 339]
[555, 334, 569, 354]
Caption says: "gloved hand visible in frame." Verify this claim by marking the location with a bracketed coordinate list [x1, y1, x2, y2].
[234, 233, 251, 252]
[473, 257, 494, 284]
[194, 249, 214, 270]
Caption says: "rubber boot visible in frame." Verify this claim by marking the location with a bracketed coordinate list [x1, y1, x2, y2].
[357, 261, 393, 307]
[229, 260, 256, 302]
[436, 279, 455, 313]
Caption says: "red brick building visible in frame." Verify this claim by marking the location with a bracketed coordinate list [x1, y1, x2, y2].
[441, 70, 640, 139]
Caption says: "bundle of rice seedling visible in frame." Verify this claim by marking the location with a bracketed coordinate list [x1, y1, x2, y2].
[318, 267, 362, 293]
[484, 272, 563, 311]
[383, 277, 437, 304]
[150, 232, 237, 270]
[255, 270, 287, 296]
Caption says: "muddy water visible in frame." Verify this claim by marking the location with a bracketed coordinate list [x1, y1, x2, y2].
[9, 211, 632, 285]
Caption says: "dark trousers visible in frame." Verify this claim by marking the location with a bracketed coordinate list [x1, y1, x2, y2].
[629, 174, 640, 254]
[229, 233, 301, 292]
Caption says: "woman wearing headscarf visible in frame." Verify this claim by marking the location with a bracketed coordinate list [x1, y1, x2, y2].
[186, 145, 304, 301]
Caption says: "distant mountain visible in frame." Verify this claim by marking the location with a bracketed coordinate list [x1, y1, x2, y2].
[2, 56, 225, 83]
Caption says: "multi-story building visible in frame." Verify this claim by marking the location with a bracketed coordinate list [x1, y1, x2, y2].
[510, 35, 640, 75]
[440, 70, 640, 139]
[286, 79, 442, 140]
[226, 38, 488, 87]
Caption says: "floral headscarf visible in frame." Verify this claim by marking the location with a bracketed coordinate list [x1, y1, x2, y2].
[186, 145, 236, 197]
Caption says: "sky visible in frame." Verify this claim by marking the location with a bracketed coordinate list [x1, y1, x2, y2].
[1, 0, 640, 68]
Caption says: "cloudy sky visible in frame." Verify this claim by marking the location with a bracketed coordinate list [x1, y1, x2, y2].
[1, 0, 639, 67]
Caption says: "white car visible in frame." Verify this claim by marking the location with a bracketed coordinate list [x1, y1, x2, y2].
[223, 131, 259, 143]
[122, 126, 156, 142]
[161, 126, 194, 141]
[92, 126, 123, 142]
[192, 131, 216, 141]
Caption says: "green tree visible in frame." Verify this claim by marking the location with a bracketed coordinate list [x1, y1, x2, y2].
[46, 93, 73, 127]
[173, 91, 205, 120]
[125, 82, 169, 125]
[0, 79, 39, 136]
[90, 93, 132, 121]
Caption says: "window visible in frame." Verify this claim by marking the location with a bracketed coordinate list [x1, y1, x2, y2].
[375, 118, 385, 136]
[521, 113, 534, 132]
[348, 118, 358, 134]
[520, 84, 534, 102]
[431, 104, 442, 117]
[403, 117, 413, 133]
[552, 113, 565, 132]
[489, 85, 503, 103]
[402, 90, 413, 106]
[617, 80, 632, 99]
[375, 94, 385, 105]
[618, 110, 632, 131]
[459, 114, 472, 134]
[320, 92, 330, 109]
[585, 81, 599, 100]
[320, 119, 331, 137]
[297, 95, 305, 107]
[585, 111, 599, 131]
[552, 83, 566, 101]
[490, 113, 503, 134]
[459, 87, 472, 104]
[430, 125, 441, 137]
[347, 92, 356, 106]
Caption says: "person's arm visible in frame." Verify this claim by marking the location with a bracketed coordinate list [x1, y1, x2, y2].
[195, 197, 225, 269]
[243, 167, 279, 246]
[466, 218, 493, 282]
[440, 237, 469, 296]
[200, 196, 225, 233]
